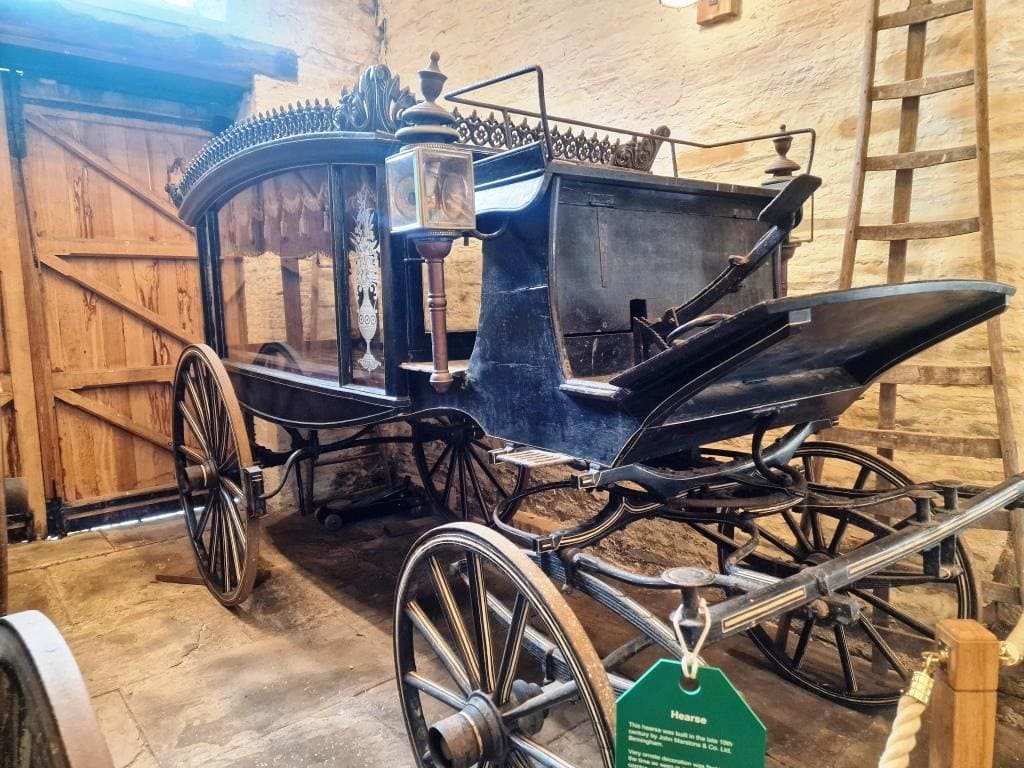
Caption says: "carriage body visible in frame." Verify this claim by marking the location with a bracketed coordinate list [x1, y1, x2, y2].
[168, 62, 1024, 753]
[171, 106, 789, 450]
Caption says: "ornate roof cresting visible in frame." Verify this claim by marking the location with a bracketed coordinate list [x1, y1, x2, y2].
[451, 107, 670, 173]
[167, 64, 415, 207]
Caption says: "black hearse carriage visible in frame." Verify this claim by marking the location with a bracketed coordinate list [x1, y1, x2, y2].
[169, 55, 1024, 767]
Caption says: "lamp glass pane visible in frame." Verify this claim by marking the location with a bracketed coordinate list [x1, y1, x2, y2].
[385, 150, 420, 231]
[421, 149, 476, 231]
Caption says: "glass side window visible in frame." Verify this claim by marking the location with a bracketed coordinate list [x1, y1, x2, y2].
[341, 166, 385, 389]
[216, 167, 339, 380]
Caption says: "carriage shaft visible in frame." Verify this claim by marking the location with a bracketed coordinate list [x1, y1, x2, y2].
[703, 474, 1024, 644]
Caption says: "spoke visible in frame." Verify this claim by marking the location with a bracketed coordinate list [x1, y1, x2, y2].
[834, 625, 858, 693]
[792, 618, 814, 668]
[184, 369, 213, 446]
[219, 446, 238, 474]
[774, 614, 793, 652]
[806, 509, 825, 550]
[502, 679, 579, 723]
[427, 557, 481, 688]
[853, 466, 872, 491]
[200, 366, 227, 462]
[403, 671, 466, 710]
[221, 476, 246, 507]
[178, 444, 205, 464]
[405, 600, 473, 695]
[466, 452, 493, 523]
[178, 401, 214, 460]
[858, 617, 910, 680]
[757, 526, 803, 559]
[781, 509, 814, 553]
[207, 498, 222, 578]
[850, 588, 934, 637]
[457, 450, 470, 520]
[828, 516, 850, 555]
[495, 593, 529, 705]
[440, 451, 457, 512]
[220, 487, 247, 575]
[193, 493, 216, 540]
[508, 752, 534, 768]
[510, 736, 575, 768]
[467, 445, 512, 498]
[219, 493, 232, 591]
[466, 552, 496, 693]
[800, 455, 815, 482]
[426, 442, 454, 481]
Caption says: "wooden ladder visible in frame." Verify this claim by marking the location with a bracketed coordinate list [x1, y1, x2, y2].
[832, 0, 1024, 605]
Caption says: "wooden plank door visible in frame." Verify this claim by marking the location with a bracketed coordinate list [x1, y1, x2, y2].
[14, 82, 210, 530]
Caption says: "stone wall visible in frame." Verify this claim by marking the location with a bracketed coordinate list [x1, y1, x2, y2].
[379, 0, 1024, 487]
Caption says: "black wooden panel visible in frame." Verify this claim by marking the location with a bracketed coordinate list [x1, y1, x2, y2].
[553, 179, 776, 345]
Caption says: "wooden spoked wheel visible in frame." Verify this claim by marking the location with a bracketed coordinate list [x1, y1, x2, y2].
[412, 415, 529, 523]
[0, 610, 115, 768]
[172, 344, 260, 607]
[713, 442, 978, 707]
[394, 523, 616, 768]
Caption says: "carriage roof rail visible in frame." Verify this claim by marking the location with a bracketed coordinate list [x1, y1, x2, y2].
[444, 65, 816, 178]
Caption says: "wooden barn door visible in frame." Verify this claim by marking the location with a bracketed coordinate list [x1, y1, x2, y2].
[11, 79, 210, 532]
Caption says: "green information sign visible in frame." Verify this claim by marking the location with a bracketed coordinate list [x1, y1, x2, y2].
[615, 660, 765, 768]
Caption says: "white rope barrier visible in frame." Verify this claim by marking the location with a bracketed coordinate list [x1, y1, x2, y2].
[878, 694, 927, 768]
[876, 611, 1024, 768]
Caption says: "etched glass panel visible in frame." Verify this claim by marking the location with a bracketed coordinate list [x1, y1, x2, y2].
[216, 167, 339, 380]
[343, 166, 385, 388]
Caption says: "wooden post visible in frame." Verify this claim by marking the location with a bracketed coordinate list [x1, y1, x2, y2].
[929, 619, 1000, 768]
[0, 80, 48, 537]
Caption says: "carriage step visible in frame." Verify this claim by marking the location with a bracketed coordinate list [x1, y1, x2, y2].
[490, 447, 577, 469]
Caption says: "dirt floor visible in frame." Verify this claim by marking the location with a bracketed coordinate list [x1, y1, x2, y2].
[7, 506, 1024, 768]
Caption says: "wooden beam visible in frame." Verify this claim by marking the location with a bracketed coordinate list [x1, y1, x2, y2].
[39, 253, 198, 345]
[864, 144, 977, 171]
[820, 426, 1001, 459]
[24, 112, 190, 231]
[54, 389, 171, 452]
[871, 69, 975, 100]
[36, 238, 195, 260]
[877, 364, 992, 386]
[0, 83, 48, 535]
[876, 0, 972, 29]
[857, 217, 980, 241]
[52, 366, 174, 390]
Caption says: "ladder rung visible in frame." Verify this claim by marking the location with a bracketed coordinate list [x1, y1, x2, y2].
[821, 427, 1001, 459]
[877, 364, 993, 386]
[856, 217, 979, 241]
[864, 145, 977, 171]
[871, 69, 975, 100]
[876, 0, 973, 30]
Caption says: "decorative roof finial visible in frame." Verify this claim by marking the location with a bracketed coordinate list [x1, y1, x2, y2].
[763, 124, 801, 187]
[396, 52, 460, 147]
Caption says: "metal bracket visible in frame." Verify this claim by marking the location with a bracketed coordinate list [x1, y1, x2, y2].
[242, 466, 267, 519]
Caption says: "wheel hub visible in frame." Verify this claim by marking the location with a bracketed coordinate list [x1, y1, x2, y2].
[428, 691, 507, 768]
[183, 461, 219, 492]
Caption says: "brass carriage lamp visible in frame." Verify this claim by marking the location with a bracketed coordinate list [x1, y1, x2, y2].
[386, 52, 476, 393]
